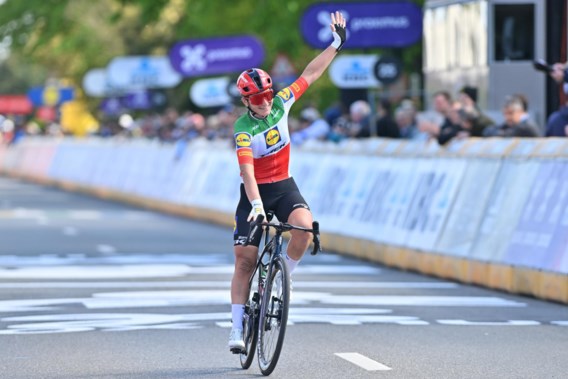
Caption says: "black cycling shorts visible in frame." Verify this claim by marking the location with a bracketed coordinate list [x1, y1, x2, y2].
[233, 177, 310, 247]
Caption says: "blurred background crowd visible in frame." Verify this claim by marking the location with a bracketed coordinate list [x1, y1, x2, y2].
[2, 77, 566, 148]
[1, 0, 567, 147]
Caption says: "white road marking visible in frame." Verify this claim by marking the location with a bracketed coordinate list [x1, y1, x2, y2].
[0, 281, 457, 289]
[437, 320, 540, 326]
[0, 265, 192, 280]
[551, 321, 568, 326]
[335, 353, 392, 371]
[68, 210, 101, 220]
[96, 244, 116, 254]
[325, 295, 526, 307]
[0, 253, 227, 266]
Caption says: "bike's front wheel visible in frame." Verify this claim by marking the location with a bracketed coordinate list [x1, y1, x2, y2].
[257, 256, 290, 376]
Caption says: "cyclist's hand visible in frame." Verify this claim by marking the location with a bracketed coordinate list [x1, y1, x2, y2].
[330, 11, 347, 51]
[247, 199, 266, 223]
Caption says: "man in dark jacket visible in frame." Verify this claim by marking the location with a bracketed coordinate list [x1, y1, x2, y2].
[484, 96, 541, 137]
[546, 62, 568, 137]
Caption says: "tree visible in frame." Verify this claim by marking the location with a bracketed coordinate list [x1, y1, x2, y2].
[0, 0, 425, 113]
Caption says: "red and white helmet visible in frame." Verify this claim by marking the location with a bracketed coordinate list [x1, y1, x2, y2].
[236, 68, 272, 97]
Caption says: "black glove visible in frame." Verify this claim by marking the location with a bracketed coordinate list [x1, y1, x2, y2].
[331, 24, 347, 51]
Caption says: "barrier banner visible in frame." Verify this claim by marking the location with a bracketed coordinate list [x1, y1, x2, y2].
[547, 162, 568, 273]
[470, 160, 540, 262]
[380, 158, 418, 246]
[502, 161, 565, 269]
[403, 158, 466, 251]
[3, 137, 568, 276]
[353, 156, 396, 241]
[435, 159, 502, 256]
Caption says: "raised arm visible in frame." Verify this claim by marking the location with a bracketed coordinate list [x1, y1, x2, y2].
[300, 11, 347, 86]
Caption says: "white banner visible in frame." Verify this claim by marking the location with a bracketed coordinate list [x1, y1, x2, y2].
[107, 56, 182, 89]
[328, 55, 381, 89]
[435, 159, 502, 256]
[189, 77, 232, 108]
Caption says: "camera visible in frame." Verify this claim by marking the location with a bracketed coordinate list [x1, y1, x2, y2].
[533, 59, 553, 73]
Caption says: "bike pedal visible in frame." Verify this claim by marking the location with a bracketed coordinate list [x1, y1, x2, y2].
[230, 348, 245, 355]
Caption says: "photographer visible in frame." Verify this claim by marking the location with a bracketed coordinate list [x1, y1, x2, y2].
[545, 62, 568, 137]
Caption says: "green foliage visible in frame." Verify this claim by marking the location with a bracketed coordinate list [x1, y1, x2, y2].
[0, 0, 425, 113]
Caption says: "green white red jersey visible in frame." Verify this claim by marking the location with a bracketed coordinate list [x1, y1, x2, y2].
[233, 77, 309, 184]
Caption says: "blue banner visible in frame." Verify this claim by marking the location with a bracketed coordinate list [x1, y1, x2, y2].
[27, 86, 75, 107]
[301, 1, 423, 49]
[169, 35, 264, 78]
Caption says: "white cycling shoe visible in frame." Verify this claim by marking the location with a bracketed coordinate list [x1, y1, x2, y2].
[228, 328, 245, 353]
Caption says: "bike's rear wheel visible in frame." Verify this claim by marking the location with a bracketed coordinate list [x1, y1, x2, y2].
[257, 256, 290, 376]
[240, 292, 259, 369]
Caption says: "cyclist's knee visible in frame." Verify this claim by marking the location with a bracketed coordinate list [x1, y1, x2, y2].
[290, 228, 311, 246]
[287, 208, 312, 228]
[234, 245, 257, 274]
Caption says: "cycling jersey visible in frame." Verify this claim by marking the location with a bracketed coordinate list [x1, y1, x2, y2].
[233, 77, 309, 184]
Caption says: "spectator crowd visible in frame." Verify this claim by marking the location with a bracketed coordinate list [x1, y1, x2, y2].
[2, 63, 568, 146]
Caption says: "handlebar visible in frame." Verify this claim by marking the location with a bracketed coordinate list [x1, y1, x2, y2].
[245, 214, 322, 255]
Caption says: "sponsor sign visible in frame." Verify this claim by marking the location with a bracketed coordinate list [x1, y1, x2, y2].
[82, 68, 123, 97]
[329, 55, 381, 89]
[169, 35, 264, 78]
[107, 56, 182, 89]
[235, 133, 252, 148]
[99, 90, 167, 115]
[435, 160, 502, 256]
[301, 1, 423, 49]
[502, 162, 566, 270]
[27, 86, 74, 107]
[189, 77, 232, 108]
[0, 95, 33, 114]
[470, 161, 540, 262]
[373, 55, 402, 85]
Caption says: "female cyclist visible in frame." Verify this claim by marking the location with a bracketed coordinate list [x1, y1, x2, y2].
[229, 11, 347, 351]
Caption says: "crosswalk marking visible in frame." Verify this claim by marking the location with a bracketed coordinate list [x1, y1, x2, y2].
[335, 353, 392, 371]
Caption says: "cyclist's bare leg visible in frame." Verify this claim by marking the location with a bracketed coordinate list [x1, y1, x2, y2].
[231, 245, 258, 304]
[286, 208, 313, 261]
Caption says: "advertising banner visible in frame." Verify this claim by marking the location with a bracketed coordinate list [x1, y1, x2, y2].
[503, 161, 567, 270]
[0, 95, 33, 114]
[107, 56, 182, 89]
[329, 55, 381, 88]
[301, 1, 422, 49]
[27, 86, 74, 107]
[82, 69, 121, 97]
[169, 35, 264, 78]
[547, 162, 568, 273]
[435, 160, 502, 256]
[404, 159, 466, 251]
[470, 160, 540, 262]
[189, 77, 232, 108]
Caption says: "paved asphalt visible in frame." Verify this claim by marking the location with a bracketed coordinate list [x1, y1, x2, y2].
[0, 176, 567, 379]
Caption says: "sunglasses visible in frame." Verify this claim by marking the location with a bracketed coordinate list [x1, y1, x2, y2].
[247, 89, 274, 106]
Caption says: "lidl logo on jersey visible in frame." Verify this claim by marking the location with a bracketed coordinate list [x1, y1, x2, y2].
[235, 132, 252, 148]
[277, 88, 292, 102]
[265, 127, 281, 147]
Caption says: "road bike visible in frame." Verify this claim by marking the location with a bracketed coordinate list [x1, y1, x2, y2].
[235, 212, 321, 376]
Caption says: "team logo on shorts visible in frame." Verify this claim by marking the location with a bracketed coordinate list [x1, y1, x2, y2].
[277, 88, 291, 102]
[265, 127, 281, 147]
[235, 132, 252, 148]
